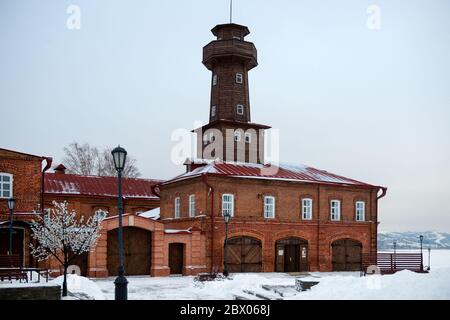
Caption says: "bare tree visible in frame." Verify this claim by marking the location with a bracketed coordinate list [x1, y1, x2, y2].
[30, 201, 106, 297]
[63, 142, 99, 175]
[98, 148, 140, 178]
[63, 142, 140, 178]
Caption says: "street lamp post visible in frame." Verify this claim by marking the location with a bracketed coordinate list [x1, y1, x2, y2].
[427, 247, 431, 271]
[419, 235, 424, 272]
[223, 211, 231, 277]
[112, 146, 128, 300]
[7, 198, 16, 255]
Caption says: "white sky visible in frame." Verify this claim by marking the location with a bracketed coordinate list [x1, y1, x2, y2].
[1, 0, 449, 232]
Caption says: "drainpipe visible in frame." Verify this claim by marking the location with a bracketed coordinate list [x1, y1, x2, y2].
[316, 184, 320, 271]
[374, 187, 387, 255]
[41, 157, 53, 213]
[201, 174, 215, 273]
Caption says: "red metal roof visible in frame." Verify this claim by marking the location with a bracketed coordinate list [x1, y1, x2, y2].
[44, 173, 162, 199]
[164, 159, 382, 188]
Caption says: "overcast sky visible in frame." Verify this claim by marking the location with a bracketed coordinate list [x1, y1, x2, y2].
[1, 0, 449, 232]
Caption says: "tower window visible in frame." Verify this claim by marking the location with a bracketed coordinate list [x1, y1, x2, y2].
[236, 73, 243, 84]
[234, 131, 241, 142]
[236, 104, 244, 115]
[209, 132, 215, 142]
[212, 74, 218, 86]
[245, 133, 251, 143]
[211, 105, 216, 117]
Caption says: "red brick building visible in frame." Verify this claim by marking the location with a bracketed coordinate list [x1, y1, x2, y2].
[0, 148, 205, 278]
[158, 23, 387, 274]
[0, 22, 387, 278]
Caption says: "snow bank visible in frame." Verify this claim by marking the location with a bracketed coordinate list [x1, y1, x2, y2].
[294, 268, 450, 300]
[52, 274, 105, 300]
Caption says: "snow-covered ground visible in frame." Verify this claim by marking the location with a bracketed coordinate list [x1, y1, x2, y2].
[92, 249, 450, 300]
[2, 249, 449, 300]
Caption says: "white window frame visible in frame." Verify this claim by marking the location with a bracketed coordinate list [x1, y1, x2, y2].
[245, 132, 251, 144]
[211, 105, 216, 117]
[234, 131, 241, 142]
[222, 194, 234, 217]
[264, 196, 275, 219]
[330, 200, 341, 221]
[236, 104, 244, 115]
[212, 74, 218, 86]
[302, 198, 313, 220]
[174, 197, 181, 219]
[0, 173, 13, 199]
[189, 194, 196, 217]
[355, 201, 365, 221]
[236, 73, 243, 84]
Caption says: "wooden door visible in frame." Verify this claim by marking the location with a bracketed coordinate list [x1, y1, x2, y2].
[0, 228, 24, 266]
[332, 239, 362, 271]
[275, 238, 308, 272]
[284, 244, 298, 272]
[107, 227, 151, 276]
[169, 243, 184, 274]
[227, 236, 262, 273]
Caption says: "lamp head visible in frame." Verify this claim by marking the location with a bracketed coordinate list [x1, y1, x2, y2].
[111, 146, 127, 171]
[7, 198, 16, 211]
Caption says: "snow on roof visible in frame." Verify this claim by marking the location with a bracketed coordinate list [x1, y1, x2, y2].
[44, 173, 163, 199]
[138, 207, 160, 220]
[163, 159, 381, 188]
[165, 228, 192, 234]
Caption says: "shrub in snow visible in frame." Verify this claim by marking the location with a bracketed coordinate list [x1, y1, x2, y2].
[30, 201, 105, 297]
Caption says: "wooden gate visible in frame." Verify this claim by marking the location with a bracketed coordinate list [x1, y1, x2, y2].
[332, 239, 362, 271]
[107, 227, 151, 276]
[275, 238, 308, 272]
[227, 236, 262, 273]
[169, 243, 184, 274]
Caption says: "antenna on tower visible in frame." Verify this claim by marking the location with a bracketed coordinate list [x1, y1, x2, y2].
[229, 0, 233, 23]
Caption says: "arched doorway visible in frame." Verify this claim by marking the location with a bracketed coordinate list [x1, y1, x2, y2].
[227, 236, 262, 273]
[107, 227, 151, 276]
[275, 237, 308, 272]
[0, 226, 24, 266]
[169, 243, 184, 275]
[332, 239, 362, 271]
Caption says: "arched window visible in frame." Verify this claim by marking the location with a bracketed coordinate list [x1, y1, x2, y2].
[0, 173, 13, 198]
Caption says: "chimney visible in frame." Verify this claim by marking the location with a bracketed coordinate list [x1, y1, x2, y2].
[54, 164, 67, 174]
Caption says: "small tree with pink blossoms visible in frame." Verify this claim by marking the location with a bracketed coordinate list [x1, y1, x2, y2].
[30, 201, 105, 297]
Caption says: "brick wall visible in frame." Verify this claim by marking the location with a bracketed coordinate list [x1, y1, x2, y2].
[160, 175, 380, 272]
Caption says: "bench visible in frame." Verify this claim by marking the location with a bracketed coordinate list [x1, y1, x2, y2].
[362, 253, 426, 275]
[0, 254, 28, 282]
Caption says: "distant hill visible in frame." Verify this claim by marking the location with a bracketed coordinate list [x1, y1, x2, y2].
[378, 231, 450, 249]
